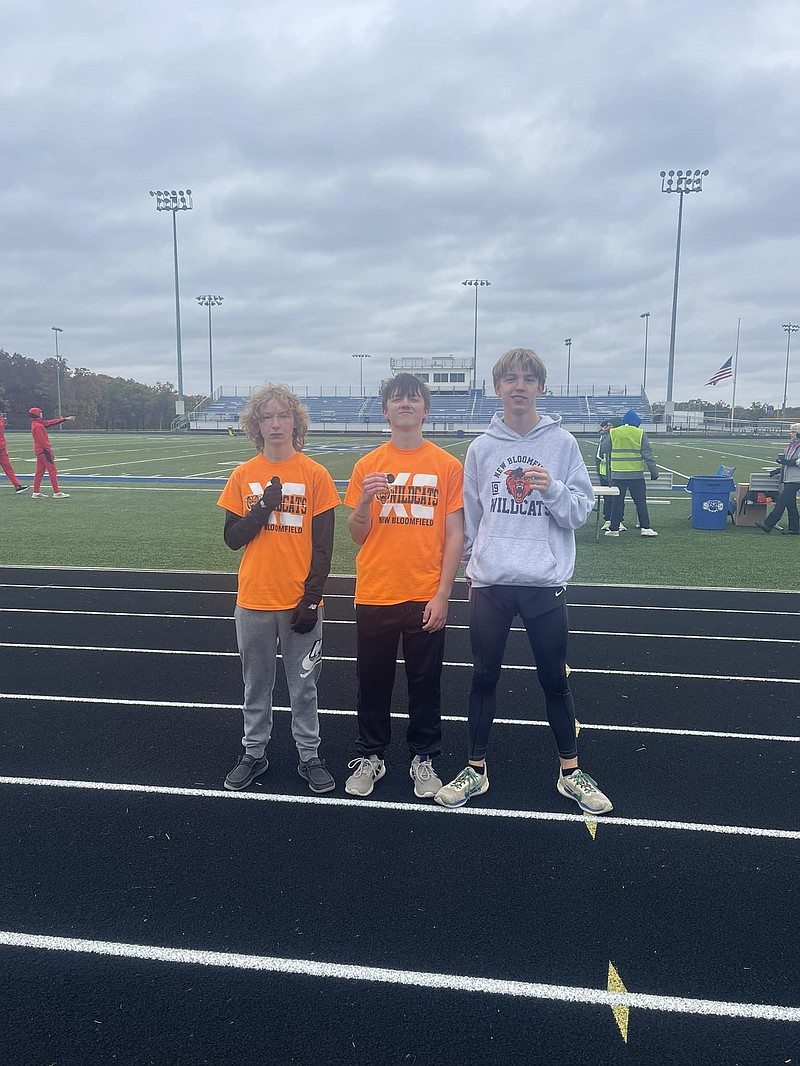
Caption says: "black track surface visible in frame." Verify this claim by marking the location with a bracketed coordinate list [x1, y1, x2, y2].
[0, 566, 797, 1066]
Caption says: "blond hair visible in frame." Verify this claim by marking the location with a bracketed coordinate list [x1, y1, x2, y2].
[790, 423, 800, 434]
[492, 348, 548, 388]
[240, 384, 309, 452]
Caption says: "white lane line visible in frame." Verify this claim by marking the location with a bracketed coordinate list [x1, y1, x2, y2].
[0, 930, 797, 1023]
[1, 609, 796, 644]
[4, 642, 800, 685]
[1, 776, 798, 840]
[2, 582, 798, 615]
[577, 604, 800, 618]
[1, 693, 797, 743]
[2, 609, 796, 644]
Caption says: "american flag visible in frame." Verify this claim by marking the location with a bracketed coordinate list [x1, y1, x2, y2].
[705, 357, 733, 386]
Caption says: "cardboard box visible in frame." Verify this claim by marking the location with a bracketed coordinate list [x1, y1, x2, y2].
[733, 484, 768, 526]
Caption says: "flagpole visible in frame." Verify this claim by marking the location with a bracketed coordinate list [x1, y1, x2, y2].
[730, 318, 741, 436]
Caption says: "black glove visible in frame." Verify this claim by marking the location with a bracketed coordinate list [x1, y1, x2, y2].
[777, 455, 787, 464]
[650, 471, 659, 480]
[254, 477, 282, 525]
[291, 595, 320, 634]
[769, 468, 781, 476]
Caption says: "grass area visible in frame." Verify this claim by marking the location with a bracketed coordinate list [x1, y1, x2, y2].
[1, 431, 797, 589]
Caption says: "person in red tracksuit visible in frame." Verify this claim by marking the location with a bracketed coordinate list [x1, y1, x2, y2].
[29, 407, 75, 498]
[0, 412, 28, 493]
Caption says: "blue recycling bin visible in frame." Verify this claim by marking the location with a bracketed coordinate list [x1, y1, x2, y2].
[686, 475, 736, 530]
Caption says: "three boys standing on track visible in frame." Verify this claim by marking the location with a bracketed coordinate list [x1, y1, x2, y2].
[219, 351, 612, 816]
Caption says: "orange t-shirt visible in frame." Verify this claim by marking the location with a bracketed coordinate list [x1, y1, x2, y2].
[217, 451, 341, 611]
[344, 440, 464, 605]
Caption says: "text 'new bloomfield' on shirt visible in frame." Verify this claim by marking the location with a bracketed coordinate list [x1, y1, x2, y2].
[217, 451, 340, 611]
[344, 440, 464, 606]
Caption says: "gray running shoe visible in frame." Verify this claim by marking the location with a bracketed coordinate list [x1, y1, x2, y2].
[224, 753, 269, 791]
[344, 755, 385, 797]
[409, 755, 442, 798]
[298, 757, 336, 793]
[557, 769, 613, 814]
[434, 765, 489, 808]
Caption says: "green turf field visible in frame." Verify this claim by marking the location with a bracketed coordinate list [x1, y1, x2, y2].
[1, 430, 797, 589]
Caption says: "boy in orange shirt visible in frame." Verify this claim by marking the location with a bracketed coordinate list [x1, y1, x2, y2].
[217, 384, 340, 794]
[344, 373, 464, 798]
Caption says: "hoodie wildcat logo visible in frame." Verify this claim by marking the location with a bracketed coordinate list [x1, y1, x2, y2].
[505, 467, 534, 504]
[489, 457, 550, 517]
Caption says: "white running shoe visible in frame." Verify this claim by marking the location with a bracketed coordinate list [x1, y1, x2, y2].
[31, 492, 48, 498]
[52, 491, 70, 499]
[640, 528, 658, 537]
[557, 769, 613, 814]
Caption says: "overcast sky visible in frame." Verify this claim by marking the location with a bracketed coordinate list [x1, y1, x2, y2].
[2, 0, 799, 408]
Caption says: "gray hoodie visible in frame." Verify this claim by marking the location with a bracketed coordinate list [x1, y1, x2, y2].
[463, 413, 594, 588]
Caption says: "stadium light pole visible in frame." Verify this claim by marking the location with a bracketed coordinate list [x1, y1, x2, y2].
[196, 295, 223, 397]
[352, 354, 370, 396]
[462, 280, 490, 391]
[782, 323, 799, 415]
[149, 189, 193, 413]
[640, 312, 650, 394]
[564, 338, 572, 393]
[660, 169, 708, 426]
[51, 326, 64, 427]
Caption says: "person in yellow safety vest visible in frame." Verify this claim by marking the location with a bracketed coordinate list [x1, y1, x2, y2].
[595, 418, 619, 529]
[600, 409, 660, 537]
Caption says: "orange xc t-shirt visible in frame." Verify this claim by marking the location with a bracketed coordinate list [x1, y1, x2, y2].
[217, 451, 340, 611]
[344, 440, 464, 605]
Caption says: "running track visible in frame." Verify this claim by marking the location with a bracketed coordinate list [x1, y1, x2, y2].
[0, 566, 798, 1066]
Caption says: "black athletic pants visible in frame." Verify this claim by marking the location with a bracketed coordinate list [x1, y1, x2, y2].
[468, 585, 577, 762]
[354, 601, 445, 759]
[610, 478, 650, 531]
[764, 483, 800, 532]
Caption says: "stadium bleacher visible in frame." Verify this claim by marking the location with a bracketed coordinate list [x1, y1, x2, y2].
[192, 387, 649, 431]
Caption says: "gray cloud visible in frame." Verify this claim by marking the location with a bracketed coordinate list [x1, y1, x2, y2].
[2, 0, 799, 408]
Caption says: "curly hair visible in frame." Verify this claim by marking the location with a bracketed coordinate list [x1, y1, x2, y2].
[239, 384, 309, 452]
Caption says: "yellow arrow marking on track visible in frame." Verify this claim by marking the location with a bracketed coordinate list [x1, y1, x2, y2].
[574, 717, 580, 738]
[607, 961, 629, 1042]
[584, 816, 597, 839]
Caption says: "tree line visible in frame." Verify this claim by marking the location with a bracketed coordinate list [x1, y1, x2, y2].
[0, 350, 204, 431]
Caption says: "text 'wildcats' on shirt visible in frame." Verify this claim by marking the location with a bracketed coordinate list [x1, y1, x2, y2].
[245, 480, 308, 534]
[376, 472, 439, 525]
[489, 464, 551, 517]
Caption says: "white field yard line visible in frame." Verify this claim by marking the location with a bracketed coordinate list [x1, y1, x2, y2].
[49, 451, 219, 473]
[4, 642, 800, 685]
[660, 441, 787, 465]
[0, 930, 797, 1023]
[1, 776, 799, 843]
[1, 692, 798, 744]
[1, 609, 797, 645]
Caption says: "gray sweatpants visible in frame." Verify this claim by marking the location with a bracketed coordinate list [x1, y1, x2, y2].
[234, 604, 324, 762]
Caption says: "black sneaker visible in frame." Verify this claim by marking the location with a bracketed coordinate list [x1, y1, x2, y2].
[224, 753, 269, 791]
[14, 485, 29, 494]
[298, 757, 336, 793]
[755, 522, 773, 535]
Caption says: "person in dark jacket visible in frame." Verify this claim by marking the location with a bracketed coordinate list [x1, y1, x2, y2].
[600, 409, 659, 537]
[756, 423, 800, 535]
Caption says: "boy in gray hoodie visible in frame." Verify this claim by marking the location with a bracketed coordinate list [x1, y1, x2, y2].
[435, 348, 613, 814]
